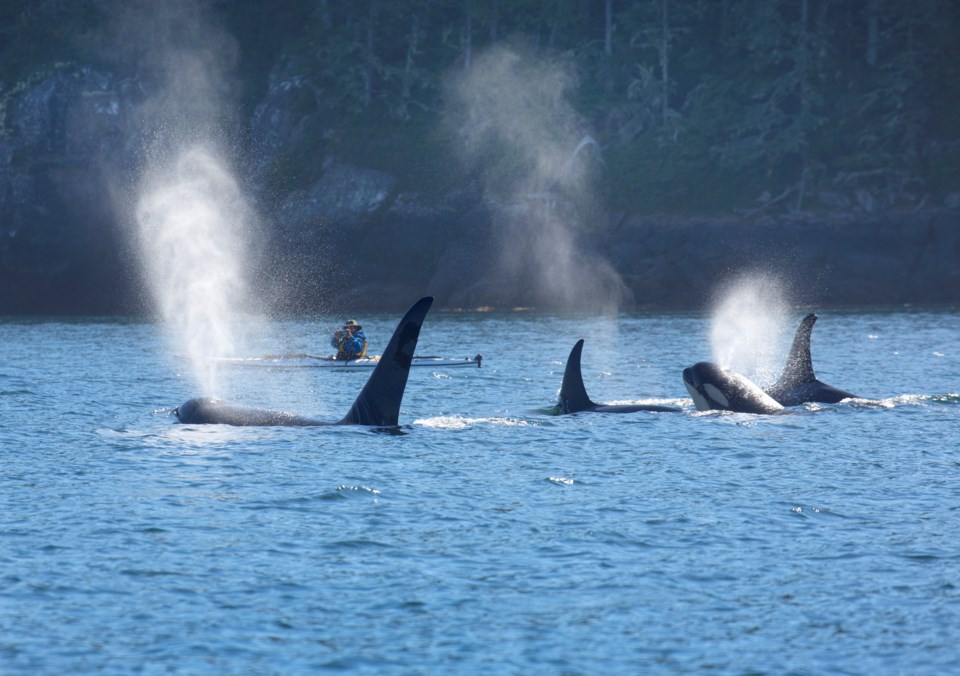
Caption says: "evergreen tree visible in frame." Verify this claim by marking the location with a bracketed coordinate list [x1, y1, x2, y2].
[835, 0, 953, 207]
[709, 0, 825, 211]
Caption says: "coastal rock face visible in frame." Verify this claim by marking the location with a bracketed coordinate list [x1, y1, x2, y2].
[2, 60, 959, 315]
[276, 161, 397, 243]
[280, 174, 960, 312]
[263, 187, 495, 312]
[248, 57, 326, 184]
[607, 215, 960, 309]
[351, 189, 495, 310]
[0, 65, 143, 313]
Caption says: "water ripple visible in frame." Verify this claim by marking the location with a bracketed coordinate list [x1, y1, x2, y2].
[2, 311, 959, 674]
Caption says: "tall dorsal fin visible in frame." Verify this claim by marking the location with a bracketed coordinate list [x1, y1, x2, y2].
[558, 339, 596, 413]
[776, 313, 818, 387]
[339, 296, 433, 426]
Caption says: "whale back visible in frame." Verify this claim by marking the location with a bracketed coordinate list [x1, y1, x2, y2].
[557, 339, 681, 414]
[339, 296, 433, 426]
[175, 397, 326, 426]
[175, 296, 434, 427]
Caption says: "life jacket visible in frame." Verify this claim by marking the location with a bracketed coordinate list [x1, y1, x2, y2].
[336, 333, 367, 360]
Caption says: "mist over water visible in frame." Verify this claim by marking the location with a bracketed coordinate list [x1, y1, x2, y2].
[709, 273, 792, 386]
[448, 44, 628, 312]
[109, 0, 239, 134]
[117, 0, 257, 396]
[136, 146, 254, 395]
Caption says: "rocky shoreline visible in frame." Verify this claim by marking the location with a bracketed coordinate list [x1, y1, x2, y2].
[2, 65, 958, 316]
[260, 178, 960, 313]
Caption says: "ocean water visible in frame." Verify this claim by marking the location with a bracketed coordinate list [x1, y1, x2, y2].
[1, 308, 958, 673]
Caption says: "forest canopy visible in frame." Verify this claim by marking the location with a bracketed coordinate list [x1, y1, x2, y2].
[2, 0, 958, 215]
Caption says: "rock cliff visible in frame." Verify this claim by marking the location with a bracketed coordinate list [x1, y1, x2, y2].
[1, 63, 958, 315]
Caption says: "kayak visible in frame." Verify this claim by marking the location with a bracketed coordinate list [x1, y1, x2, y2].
[214, 353, 483, 369]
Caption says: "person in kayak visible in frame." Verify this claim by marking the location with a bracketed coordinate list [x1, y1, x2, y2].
[331, 319, 368, 360]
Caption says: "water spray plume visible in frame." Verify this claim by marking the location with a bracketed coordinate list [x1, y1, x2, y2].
[709, 273, 791, 386]
[136, 145, 253, 395]
[448, 43, 628, 312]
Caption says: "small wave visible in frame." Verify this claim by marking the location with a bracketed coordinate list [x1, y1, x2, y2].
[318, 484, 380, 501]
[896, 551, 959, 562]
[330, 539, 391, 549]
[0, 389, 35, 396]
[547, 476, 575, 486]
[336, 485, 381, 496]
[602, 397, 687, 408]
[96, 427, 151, 439]
[847, 394, 956, 409]
[120, 568, 185, 578]
[244, 496, 320, 512]
[790, 506, 823, 515]
[691, 409, 724, 418]
[414, 415, 532, 430]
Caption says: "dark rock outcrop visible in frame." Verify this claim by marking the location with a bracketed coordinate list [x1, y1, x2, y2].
[2, 60, 958, 315]
[606, 214, 960, 309]
[0, 65, 145, 314]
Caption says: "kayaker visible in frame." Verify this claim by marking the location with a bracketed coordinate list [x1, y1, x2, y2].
[331, 319, 368, 360]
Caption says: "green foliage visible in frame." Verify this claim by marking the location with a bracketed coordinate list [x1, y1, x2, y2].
[0, 1, 104, 84]
[3, 0, 959, 214]
[328, 112, 464, 195]
[215, 1, 315, 113]
[604, 126, 758, 214]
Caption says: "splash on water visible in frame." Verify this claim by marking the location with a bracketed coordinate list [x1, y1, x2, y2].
[709, 273, 792, 386]
[847, 393, 956, 409]
[336, 485, 382, 496]
[414, 415, 533, 430]
[136, 145, 255, 395]
[603, 397, 689, 408]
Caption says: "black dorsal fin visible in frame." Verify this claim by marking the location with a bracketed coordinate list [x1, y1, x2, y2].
[339, 296, 433, 426]
[558, 339, 596, 413]
[775, 313, 818, 387]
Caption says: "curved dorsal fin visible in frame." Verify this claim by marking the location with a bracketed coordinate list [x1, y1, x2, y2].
[558, 339, 596, 413]
[776, 313, 817, 387]
[339, 296, 433, 426]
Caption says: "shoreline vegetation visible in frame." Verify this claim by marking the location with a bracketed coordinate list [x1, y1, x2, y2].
[1, 1, 958, 314]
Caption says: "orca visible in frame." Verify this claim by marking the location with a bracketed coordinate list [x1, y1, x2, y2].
[682, 361, 784, 415]
[556, 339, 680, 414]
[174, 296, 433, 427]
[765, 313, 858, 406]
[681, 313, 860, 414]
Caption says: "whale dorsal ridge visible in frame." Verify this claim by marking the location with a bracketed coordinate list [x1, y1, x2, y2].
[339, 296, 433, 426]
[558, 339, 596, 413]
[776, 313, 818, 387]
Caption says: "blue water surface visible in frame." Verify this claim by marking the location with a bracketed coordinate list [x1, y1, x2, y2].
[1, 309, 959, 673]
